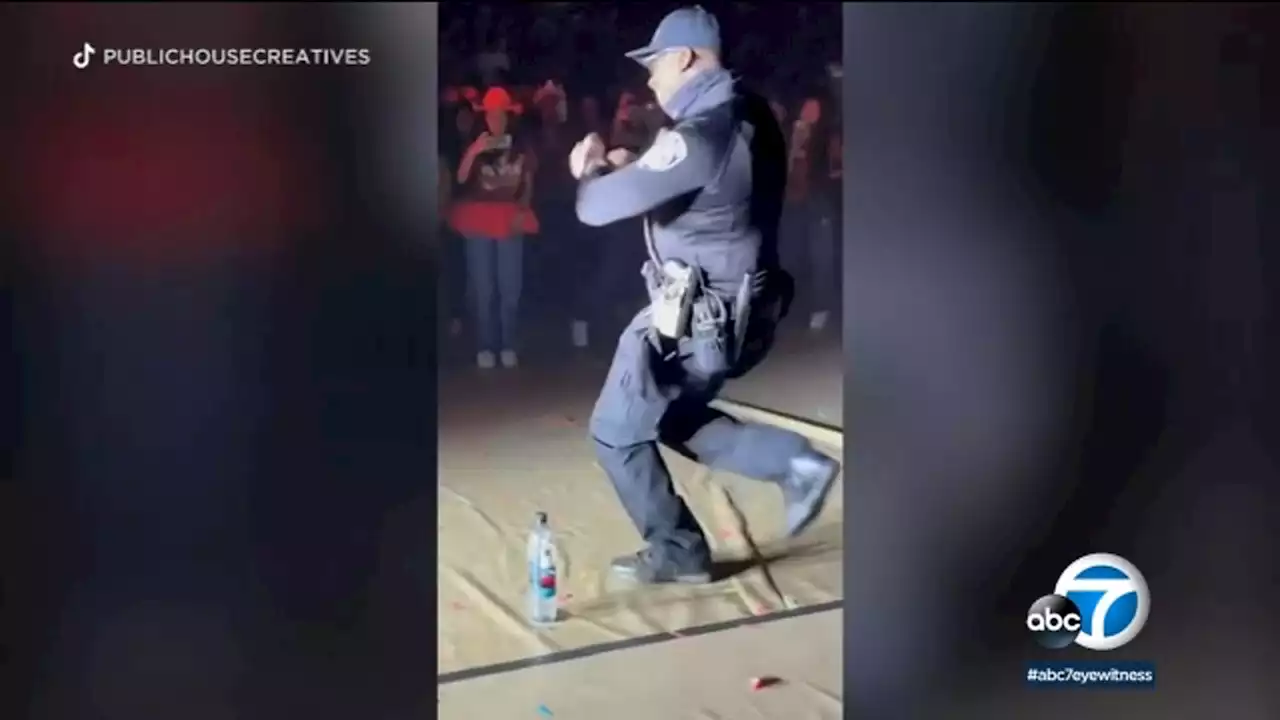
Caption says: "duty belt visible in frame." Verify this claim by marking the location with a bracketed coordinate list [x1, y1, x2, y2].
[641, 216, 767, 365]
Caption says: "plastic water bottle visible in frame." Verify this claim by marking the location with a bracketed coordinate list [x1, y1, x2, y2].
[527, 512, 560, 625]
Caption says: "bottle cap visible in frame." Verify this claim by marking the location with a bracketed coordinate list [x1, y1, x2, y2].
[535, 511, 548, 525]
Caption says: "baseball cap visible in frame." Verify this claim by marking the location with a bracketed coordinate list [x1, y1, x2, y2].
[625, 6, 722, 66]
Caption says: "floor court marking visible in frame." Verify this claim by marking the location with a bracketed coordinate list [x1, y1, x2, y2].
[712, 397, 844, 447]
[438, 599, 843, 684]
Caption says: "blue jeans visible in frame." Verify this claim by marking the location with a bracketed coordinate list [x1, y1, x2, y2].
[463, 234, 524, 352]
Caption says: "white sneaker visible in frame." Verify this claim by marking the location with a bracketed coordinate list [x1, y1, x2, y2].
[809, 310, 829, 332]
[476, 350, 496, 369]
[500, 349, 519, 368]
[571, 320, 589, 348]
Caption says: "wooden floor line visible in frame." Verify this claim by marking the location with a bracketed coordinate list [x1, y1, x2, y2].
[438, 599, 843, 685]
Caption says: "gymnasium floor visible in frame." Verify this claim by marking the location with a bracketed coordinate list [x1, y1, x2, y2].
[437, 325, 844, 717]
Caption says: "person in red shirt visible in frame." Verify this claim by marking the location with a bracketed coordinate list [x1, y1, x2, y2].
[447, 87, 539, 369]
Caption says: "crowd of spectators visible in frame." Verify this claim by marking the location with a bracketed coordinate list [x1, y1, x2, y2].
[439, 3, 843, 369]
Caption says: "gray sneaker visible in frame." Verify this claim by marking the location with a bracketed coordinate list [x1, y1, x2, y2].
[782, 450, 840, 537]
[610, 548, 712, 585]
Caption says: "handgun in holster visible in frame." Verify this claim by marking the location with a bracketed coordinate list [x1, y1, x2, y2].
[640, 216, 699, 341]
[648, 259, 698, 340]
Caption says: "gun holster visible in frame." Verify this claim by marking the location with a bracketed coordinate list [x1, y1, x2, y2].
[641, 259, 732, 376]
[646, 259, 698, 340]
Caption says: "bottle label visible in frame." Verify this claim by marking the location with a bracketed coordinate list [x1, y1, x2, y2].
[538, 569, 557, 599]
[530, 558, 557, 600]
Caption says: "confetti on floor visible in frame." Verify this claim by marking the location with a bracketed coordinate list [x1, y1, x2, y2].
[750, 676, 781, 691]
[537, 703, 554, 717]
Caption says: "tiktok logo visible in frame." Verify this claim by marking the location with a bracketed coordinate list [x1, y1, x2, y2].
[73, 42, 96, 70]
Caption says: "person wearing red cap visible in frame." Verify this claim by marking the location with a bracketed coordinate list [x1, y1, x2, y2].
[448, 86, 540, 369]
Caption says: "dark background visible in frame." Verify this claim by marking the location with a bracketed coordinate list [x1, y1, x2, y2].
[2, 5, 440, 719]
[843, 3, 1279, 717]
[439, 1, 840, 99]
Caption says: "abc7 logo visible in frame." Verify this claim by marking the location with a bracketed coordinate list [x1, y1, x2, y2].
[1026, 594, 1083, 649]
[1026, 553, 1150, 651]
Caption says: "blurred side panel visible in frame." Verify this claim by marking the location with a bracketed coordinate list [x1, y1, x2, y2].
[335, 3, 444, 717]
[2, 3, 442, 719]
[7, 7, 334, 720]
[842, 3, 1280, 717]
[840, 5, 1078, 715]
[345, 2, 441, 250]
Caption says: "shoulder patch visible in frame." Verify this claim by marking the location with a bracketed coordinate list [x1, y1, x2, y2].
[636, 130, 689, 172]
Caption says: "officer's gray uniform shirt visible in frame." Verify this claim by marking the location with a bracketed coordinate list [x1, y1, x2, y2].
[575, 69, 760, 295]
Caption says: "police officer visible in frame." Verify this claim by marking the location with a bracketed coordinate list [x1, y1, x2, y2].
[567, 6, 840, 584]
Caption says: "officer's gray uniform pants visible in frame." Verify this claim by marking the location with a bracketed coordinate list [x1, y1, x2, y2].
[588, 309, 811, 565]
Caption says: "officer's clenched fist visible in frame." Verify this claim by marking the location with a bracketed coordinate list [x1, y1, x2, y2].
[569, 132, 607, 179]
